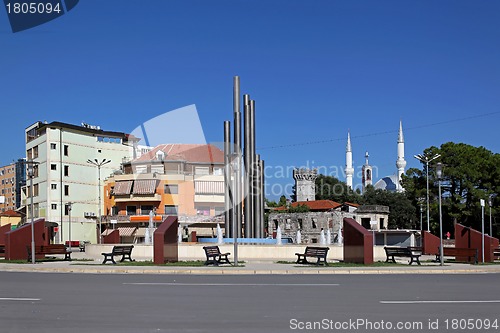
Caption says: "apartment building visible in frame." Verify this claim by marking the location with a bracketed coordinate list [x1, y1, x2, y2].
[24, 121, 139, 243]
[0, 162, 17, 213]
[103, 143, 226, 241]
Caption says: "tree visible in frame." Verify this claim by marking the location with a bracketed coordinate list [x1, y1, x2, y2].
[314, 174, 362, 204]
[403, 142, 500, 236]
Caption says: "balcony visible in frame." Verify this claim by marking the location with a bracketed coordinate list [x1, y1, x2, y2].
[114, 193, 162, 203]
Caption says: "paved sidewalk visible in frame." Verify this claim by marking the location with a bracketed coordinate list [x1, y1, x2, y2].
[1, 254, 499, 275]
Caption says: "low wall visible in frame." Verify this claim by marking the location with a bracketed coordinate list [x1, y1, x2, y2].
[85, 244, 388, 261]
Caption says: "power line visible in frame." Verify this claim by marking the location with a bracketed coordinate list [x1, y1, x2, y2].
[257, 111, 500, 151]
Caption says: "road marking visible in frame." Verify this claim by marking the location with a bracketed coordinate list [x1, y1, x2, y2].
[0, 298, 41, 301]
[124, 283, 339, 287]
[381, 300, 500, 304]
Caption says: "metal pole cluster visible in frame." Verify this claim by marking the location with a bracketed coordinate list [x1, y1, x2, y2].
[224, 76, 265, 248]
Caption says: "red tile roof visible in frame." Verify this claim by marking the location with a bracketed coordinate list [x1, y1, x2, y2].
[135, 144, 224, 164]
[344, 202, 360, 207]
[291, 200, 342, 211]
[0, 210, 21, 217]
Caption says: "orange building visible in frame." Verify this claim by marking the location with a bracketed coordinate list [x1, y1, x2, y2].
[0, 163, 17, 213]
[103, 144, 226, 241]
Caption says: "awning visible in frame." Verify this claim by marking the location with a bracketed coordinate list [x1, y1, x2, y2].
[194, 181, 224, 194]
[102, 229, 117, 236]
[134, 228, 147, 237]
[118, 227, 137, 237]
[114, 181, 133, 195]
[133, 180, 157, 195]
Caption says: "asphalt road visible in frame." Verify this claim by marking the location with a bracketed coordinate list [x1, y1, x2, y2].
[0, 272, 499, 333]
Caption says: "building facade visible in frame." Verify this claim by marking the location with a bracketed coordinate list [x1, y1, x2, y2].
[24, 121, 139, 244]
[103, 144, 226, 242]
[0, 162, 17, 213]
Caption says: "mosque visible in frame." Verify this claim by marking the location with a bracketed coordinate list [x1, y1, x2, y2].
[345, 121, 407, 192]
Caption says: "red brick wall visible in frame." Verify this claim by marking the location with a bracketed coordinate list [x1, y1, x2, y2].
[5, 219, 48, 260]
[103, 230, 120, 244]
[455, 223, 499, 262]
[422, 231, 441, 255]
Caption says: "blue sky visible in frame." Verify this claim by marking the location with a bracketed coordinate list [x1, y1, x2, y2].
[1, 0, 499, 200]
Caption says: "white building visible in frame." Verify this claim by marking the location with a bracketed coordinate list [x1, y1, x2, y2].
[24, 121, 139, 244]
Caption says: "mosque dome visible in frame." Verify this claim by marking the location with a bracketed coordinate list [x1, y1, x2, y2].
[374, 175, 399, 192]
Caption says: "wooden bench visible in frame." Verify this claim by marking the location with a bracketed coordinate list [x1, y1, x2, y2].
[27, 244, 72, 262]
[202, 246, 231, 266]
[295, 246, 329, 266]
[101, 245, 135, 264]
[384, 246, 421, 265]
[435, 247, 478, 264]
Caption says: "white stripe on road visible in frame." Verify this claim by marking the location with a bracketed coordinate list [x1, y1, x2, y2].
[124, 283, 339, 286]
[381, 300, 500, 304]
[0, 298, 41, 301]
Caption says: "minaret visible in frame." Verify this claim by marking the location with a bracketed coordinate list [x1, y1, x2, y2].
[396, 120, 407, 191]
[345, 131, 354, 188]
[362, 151, 372, 193]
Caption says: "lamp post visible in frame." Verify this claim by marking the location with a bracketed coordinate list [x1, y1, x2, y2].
[87, 159, 111, 244]
[230, 153, 239, 266]
[26, 160, 39, 264]
[481, 198, 485, 264]
[414, 154, 441, 232]
[420, 204, 424, 232]
[489, 195, 493, 237]
[436, 162, 444, 266]
[67, 202, 72, 249]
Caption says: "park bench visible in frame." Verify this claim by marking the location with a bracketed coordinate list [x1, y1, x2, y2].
[435, 247, 478, 264]
[202, 246, 231, 266]
[384, 246, 421, 265]
[295, 246, 329, 266]
[101, 245, 135, 264]
[26, 244, 72, 262]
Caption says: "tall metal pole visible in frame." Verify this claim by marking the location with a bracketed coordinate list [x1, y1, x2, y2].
[223, 121, 232, 237]
[438, 178, 443, 266]
[254, 154, 261, 238]
[249, 100, 257, 238]
[231, 156, 238, 266]
[243, 95, 252, 238]
[426, 161, 431, 232]
[87, 159, 111, 244]
[481, 199, 485, 264]
[233, 77, 242, 239]
[29, 164, 35, 264]
[68, 202, 72, 249]
[420, 204, 423, 232]
[489, 196, 493, 237]
[258, 158, 265, 238]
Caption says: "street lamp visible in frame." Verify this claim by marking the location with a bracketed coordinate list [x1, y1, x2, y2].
[436, 162, 444, 266]
[26, 160, 39, 264]
[420, 204, 423, 232]
[87, 159, 111, 244]
[67, 202, 72, 250]
[481, 198, 485, 264]
[489, 195, 494, 237]
[414, 153, 441, 232]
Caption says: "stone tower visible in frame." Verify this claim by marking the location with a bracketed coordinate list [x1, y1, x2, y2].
[345, 131, 354, 188]
[293, 168, 317, 202]
[362, 151, 372, 193]
[396, 120, 407, 192]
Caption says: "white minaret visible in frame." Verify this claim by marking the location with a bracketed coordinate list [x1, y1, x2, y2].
[345, 131, 354, 188]
[396, 120, 407, 191]
[362, 151, 372, 193]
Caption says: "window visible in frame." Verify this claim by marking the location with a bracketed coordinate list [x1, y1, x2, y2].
[33, 184, 39, 197]
[51, 204, 57, 210]
[64, 165, 69, 177]
[64, 145, 69, 156]
[51, 164, 57, 171]
[51, 143, 56, 150]
[33, 203, 39, 218]
[312, 218, 317, 229]
[141, 205, 154, 215]
[64, 185, 69, 196]
[196, 206, 210, 216]
[214, 207, 225, 216]
[164, 205, 178, 215]
[164, 184, 178, 194]
[195, 167, 209, 175]
[51, 184, 57, 190]
[33, 165, 39, 178]
[126, 206, 136, 216]
[27, 149, 32, 160]
[64, 204, 71, 216]
[33, 146, 38, 158]
[213, 167, 223, 176]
